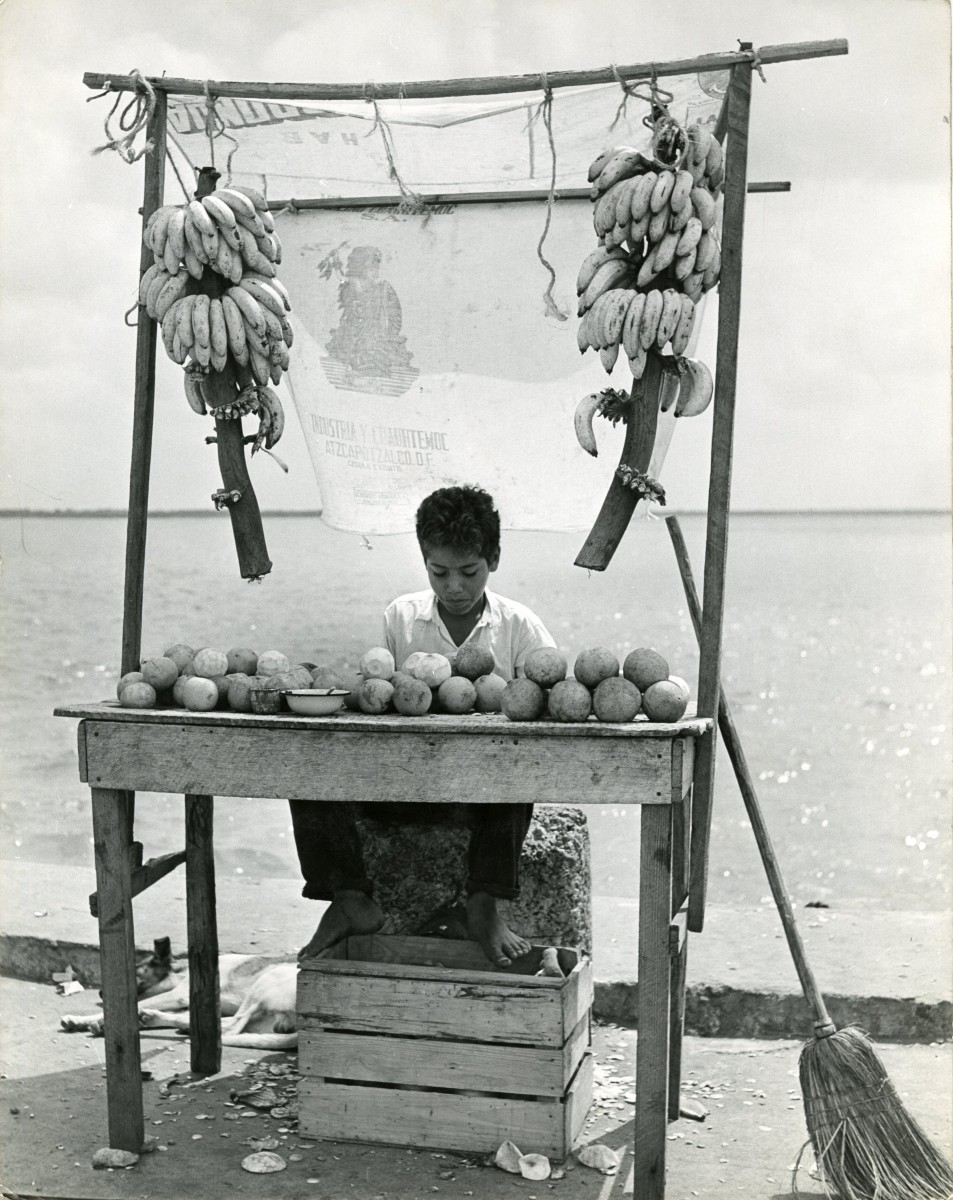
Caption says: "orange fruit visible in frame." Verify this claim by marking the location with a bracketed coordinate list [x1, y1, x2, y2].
[548, 679, 593, 722]
[392, 677, 433, 716]
[181, 676, 219, 712]
[226, 647, 258, 675]
[453, 643, 495, 681]
[573, 647, 620, 689]
[623, 648, 670, 692]
[592, 676, 641, 723]
[192, 648, 229, 678]
[119, 681, 157, 709]
[438, 676, 477, 714]
[501, 677, 546, 721]
[523, 647, 569, 689]
[474, 673, 507, 712]
[642, 680, 689, 723]
[140, 656, 178, 691]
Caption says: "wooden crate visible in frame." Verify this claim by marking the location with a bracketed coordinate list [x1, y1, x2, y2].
[297, 934, 594, 1157]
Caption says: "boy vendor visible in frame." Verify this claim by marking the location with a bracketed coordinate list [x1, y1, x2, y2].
[290, 484, 557, 967]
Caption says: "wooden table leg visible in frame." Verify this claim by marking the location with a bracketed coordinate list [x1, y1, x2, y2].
[90, 787, 144, 1152]
[185, 794, 220, 1075]
[634, 803, 674, 1199]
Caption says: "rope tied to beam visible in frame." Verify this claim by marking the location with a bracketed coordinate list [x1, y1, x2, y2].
[526, 74, 568, 321]
[363, 86, 428, 215]
[89, 69, 156, 163]
[202, 81, 240, 182]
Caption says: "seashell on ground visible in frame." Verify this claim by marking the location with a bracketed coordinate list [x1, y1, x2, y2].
[241, 1151, 287, 1174]
[518, 1152, 552, 1180]
[92, 1148, 139, 1169]
[494, 1140, 523, 1172]
[576, 1142, 621, 1173]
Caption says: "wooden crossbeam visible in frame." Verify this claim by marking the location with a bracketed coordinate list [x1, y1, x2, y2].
[88, 849, 186, 917]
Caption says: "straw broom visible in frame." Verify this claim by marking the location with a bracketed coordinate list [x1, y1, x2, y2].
[666, 516, 953, 1200]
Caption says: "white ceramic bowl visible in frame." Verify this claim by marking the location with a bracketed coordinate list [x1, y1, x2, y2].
[283, 689, 348, 716]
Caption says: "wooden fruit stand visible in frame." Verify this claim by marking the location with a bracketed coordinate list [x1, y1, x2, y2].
[58, 38, 847, 1199]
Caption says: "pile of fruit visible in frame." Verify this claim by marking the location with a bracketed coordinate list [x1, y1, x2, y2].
[139, 183, 292, 451]
[343, 645, 506, 717]
[502, 646, 690, 724]
[576, 121, 723, 380]
[116, 644, 340, 713]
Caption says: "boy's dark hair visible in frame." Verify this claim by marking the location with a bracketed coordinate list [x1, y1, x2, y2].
[415, 485, 501, 561]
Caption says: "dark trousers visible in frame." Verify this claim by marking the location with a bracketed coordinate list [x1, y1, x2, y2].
[288, 800, 534, 902]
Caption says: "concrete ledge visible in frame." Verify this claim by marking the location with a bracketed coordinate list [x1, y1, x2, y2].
[1, 860, 950, 1043]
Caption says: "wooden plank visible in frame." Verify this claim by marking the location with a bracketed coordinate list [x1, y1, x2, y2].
[298, 1079, 567, 1157]
[54, 702, 711, 740]
[300, 956, 565, 989]
[185, 795, 220, 1075]
[298, 971, 562, 1045]
[90, 788, 143, 1152]
[81, 722, 674, 805]
[339, 934, 581, 977]
[77, 721, 88, 782]
[680, 737, 695, 798]
[89, 849, 186, 917]
[689, 59, 754, 935]
[633, 803, 673, 1200]
[565, 1050, 595, 1149]
[667, 912, 688, 1122]
[82, 41, 847, 101]
[560, 960, 595, 1041]
[298, 1014, 590, 1096]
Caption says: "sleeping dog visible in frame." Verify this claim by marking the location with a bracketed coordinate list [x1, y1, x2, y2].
[60, 937, 298, 1050]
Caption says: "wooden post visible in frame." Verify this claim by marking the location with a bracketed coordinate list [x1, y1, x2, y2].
[91, 787, 144, 1151]
[185, 794, 221, 1075]
[120, 89, 167, 676]
[687, 57, 753, 934]
[634, 803, 673, 1197]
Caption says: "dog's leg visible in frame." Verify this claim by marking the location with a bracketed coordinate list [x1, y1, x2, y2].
[220, 1032, 298, 1050]
[137, 1009, 194, 1031]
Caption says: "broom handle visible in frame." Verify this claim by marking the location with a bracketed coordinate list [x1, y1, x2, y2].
[666, 516, 836, 1037]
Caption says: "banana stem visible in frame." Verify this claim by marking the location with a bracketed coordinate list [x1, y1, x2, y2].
[203, 367, 273, 580]
[574, 352, 664, 571]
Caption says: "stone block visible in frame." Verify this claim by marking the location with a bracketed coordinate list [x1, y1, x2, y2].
[356, 805, 591, 953]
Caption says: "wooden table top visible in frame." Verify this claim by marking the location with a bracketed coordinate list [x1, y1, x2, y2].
[55, 700, 711, 741]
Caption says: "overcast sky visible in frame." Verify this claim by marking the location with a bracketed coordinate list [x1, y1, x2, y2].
[0, 0, 949, 513]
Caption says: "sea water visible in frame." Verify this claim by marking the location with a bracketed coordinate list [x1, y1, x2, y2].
[0, 512, 949, 911]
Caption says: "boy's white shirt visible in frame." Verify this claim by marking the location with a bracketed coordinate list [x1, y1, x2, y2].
[383, 588, 556, 681]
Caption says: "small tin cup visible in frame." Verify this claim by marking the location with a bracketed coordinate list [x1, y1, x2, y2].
[249, 688, 284, 715]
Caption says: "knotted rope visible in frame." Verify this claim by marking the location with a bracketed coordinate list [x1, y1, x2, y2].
[527, 75, 568, 321]
[363, 86, 427, 215]
[608, 65, 674, 132]
[88, 69, 156, 163]
[203, 82, 240, 183]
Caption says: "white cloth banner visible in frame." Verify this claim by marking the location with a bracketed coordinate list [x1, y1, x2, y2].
[277, 198, 700, 533]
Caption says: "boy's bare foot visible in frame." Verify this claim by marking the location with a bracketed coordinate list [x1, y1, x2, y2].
[298, 890, 384, 959]
[466, 891, 531, 968]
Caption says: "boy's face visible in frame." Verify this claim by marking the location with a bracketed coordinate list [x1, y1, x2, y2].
[422, 543, 499, 616]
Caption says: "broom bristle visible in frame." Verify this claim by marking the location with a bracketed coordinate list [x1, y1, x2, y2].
[799, 1025, 953, 1200]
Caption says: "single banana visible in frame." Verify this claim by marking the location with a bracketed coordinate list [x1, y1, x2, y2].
[688, 122, 713, 167]
[705, 137, 724, 178]
[673, 247, 697, 281]
[659, 365, 681, 412]
[138, 262, 163, 306]
[648, 205, 670, 245]
[604, 220, 627, 251]
[191, 293, 211, 363]
[650, 169, 676, 213]
[576, 315, 592, 355]
[249, 345, 272, 387]
[702, 246, 722, 291]
[160, 301, 183, 361]
[202, 194, 243, 250]
[154, 272, 189, 322]
[628, 210, 650, 245]
[145, 268, 172, 319]
[573, 392, 603, 456]
[693, 230, 715, 273]
[187, 198, 216, 237]
[629, 171, 657, 222]
[690, 187, 717, 231]
[652, 229, 680, 274]
[266, 230, 282, 264]
[183, 209, 210, 264]
[602, 288, 635, 348]
[593, 147, 645, 195]
[201, 224, 220, 265]
[669, 198, 693, 233]
[621, 291, 646, 358]
[586, 291, 616, 350]
[676, 217, 703, 257]
[253, 230, 278, 263]
[592, 181, 624, 238]
[599, 342, 620, 373]
[243, 318, 270, 359]
[245, 271, 291, 311]
[183, 364, 208, 415]
[682, 271, 705, 305]
[256, 386, 285, 448]
[183, 245, 205, 280]
[230, 183, 268, 212]
[636, 248, 660, 289]
[279, 313, 294, 347]
[162, 232, 182, 276]
[269, 339, 290, 372]
[576, 245, 628, 295]
[143, 204, 177, 253]
[239, 277, 286, 318]
[587, 146, 619, 183]
[671, 295, 697, 355]
[215, 186, 260, 224]
[214, 237, 234, 283]
[269, 360, 283, 386]
[639, 289, 664, 349]
[670, 169, 694, 211]
[675, 358, 714, 417]
[628, 345, 647, 380]
[707, 164, 725, 194]
[578, 257, 633, 315]
[208, 297, 228, 357]
[226, 285, 267, 339]
[237, 225, 277, 277]
[259, 207, 276, 234]
[166, 207, 188, 262]
[656, 289, 682, 348]
[220, 293, 250, 367]
[260, 305, 285, 347]
[174, 293, 196, 348]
